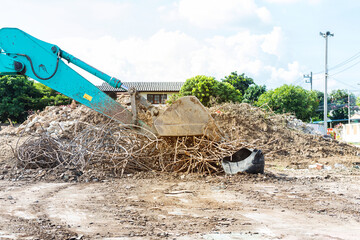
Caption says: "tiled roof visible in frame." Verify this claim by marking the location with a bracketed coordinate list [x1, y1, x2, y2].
[97, 82, 185, 92]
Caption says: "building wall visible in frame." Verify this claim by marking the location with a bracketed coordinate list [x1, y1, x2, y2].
[137, 91, 176, 97]
[139, 92, 177, 103]
[341, 123, 360, 142]
[112, 91, 179, 104]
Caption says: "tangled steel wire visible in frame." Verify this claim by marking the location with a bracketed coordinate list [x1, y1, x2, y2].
[14, 119, 250, 175]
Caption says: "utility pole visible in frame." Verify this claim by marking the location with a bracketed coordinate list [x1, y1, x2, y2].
[348, 89, 351, 124]
[303, 71, 313, 90]
[320, 31, 334, 134]
[304, 71, 314, 123]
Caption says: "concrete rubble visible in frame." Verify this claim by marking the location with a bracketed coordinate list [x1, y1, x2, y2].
[0, 102, 359, 178]
[2, 105, 108, 138]
[286, 115, 323, 135]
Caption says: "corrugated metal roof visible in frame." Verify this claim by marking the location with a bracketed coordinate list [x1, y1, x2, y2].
[97, 82, 185, 92]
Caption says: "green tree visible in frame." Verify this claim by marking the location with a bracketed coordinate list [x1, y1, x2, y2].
[256, 84, 319, 122]
[222, 72, 254, 95]
[34, 82, 71, 109]
[329, 89, 356, 120]
[0, 75, 43, 122]
[214, 82, 243, 104]
[312, 90, 325, 121]
[242, 84, 266, 104]
[166, 93, 181, 105]
[356, 96, 360, 108]
[180, 75, 217, 106]
[179, 75, 242, 107]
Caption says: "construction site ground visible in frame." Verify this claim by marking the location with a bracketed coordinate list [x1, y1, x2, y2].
[1, 102, 360, 240]
[1, 134, 360, 240]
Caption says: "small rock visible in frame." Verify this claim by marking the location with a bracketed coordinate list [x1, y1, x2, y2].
[324, 165, 332, 170]
[62, 175, 69, 181]
[334, 163, 346, 169]
[241, 222, 252, 225]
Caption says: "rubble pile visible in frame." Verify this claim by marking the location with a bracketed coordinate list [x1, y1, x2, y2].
[286, 115, 322, 135]
[1, 101, 359, 180]
[211, 103, 358, 161]
[13, 105, 109, 138]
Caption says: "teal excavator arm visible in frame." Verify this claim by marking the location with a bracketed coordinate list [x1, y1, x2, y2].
[0, 28, 224, 141]
[0, 27, 140, 126]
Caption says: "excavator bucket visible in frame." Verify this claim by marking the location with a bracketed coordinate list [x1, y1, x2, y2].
[153, 96, 223, 141]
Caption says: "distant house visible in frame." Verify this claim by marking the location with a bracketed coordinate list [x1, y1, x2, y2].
[97, 82, 184, 104]
[350, 113, 360, 123]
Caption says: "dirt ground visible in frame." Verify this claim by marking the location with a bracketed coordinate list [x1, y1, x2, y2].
[1, 135, 360, 239]
[1, 102, 360, 240]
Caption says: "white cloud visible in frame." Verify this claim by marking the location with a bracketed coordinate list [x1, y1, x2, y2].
[85, 1, 132, 21]
[0, 0, 132, 39]
[265, 0, 300, 3]
[264, 0, 322, 4]
[308, 0, 323, 5]
[256, 7, 272, 24]
[177, 0, 271, 28]
[261, 27, 283, 56]
[157, 5, 166, 12]
[56, 30, 201, 84]
[266, 61, 303, 84]
[55, 28, 289, 86]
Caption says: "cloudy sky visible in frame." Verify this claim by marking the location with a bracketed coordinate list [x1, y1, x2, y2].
[1, 0, 359, 92]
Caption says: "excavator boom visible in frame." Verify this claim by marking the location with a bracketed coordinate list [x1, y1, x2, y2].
[0, 28, 137, 126]
[0, 28, 222, 140]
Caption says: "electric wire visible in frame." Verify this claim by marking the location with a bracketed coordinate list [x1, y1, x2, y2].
[328, 76, 360, 91]
[309, 50, 360, 76]
[329, 59, 360, 77]
[329, 51, 360, 71]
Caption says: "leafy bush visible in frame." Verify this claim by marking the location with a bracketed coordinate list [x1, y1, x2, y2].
[329, 89, 356, 120]
[256, 84, 318, 122]
[243, 84, 266, 104]
[34, 83, 71, 109]
[222, 72, 254, 95]
[179, 75, 242, 107]
[166, 93, 181, 105]
[0, 75, 43, 123]
[0, 76, 72, 123]
[214, 82, 242, 104]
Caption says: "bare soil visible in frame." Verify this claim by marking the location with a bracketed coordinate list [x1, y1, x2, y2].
[1, 132, 359, 239]
[1, 103, 360, 239]
[0, 165, 359, 240]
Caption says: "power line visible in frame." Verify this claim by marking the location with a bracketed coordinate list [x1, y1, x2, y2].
[309, 50, 360, 76]
[328, 76, 359, 90]
[329, 59, 360, 77]
[329, 50, 360, 71]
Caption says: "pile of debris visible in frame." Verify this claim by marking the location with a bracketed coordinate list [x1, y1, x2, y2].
[211, 103, 358, 161]
[13, 105, 109, 138]
[1, 101, 359, 179]
[286, 115, 322, 135]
